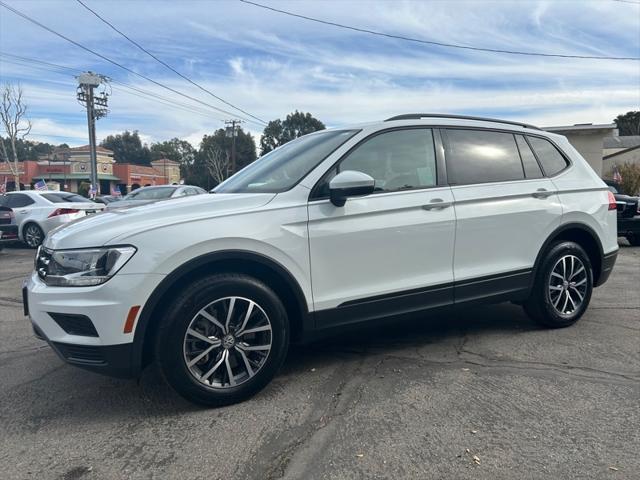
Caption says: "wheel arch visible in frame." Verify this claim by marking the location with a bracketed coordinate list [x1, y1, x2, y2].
[131, 250, 311, 375]
[533, 222, 604, 287]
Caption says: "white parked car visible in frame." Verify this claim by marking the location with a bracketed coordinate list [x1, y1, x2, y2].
[105, 185, 207, 210]
[0, 191, 104, 248]
[24, 114, 618, 406]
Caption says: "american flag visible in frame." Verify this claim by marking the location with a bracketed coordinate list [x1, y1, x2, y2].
[89, 184, 97, 198]
[612, 165, 623, 184]
[34, 179, 47, 191]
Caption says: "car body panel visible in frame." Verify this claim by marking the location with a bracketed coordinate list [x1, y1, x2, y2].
[308, 186, 456, 312]
[450, 178, 563, 281]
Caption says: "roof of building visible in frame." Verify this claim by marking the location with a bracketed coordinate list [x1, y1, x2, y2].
[603, 144, 640, 160]
[544, 123, 617, 133]
[150, 158, 179, 165]
[53, 145, 114, 154]
[603, 135, 640, 149]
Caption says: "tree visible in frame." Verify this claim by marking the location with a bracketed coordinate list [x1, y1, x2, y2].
[200, 127, 256, 174]
[150, 138, 196, 179]
[0, 137, 63, 162]
[260, 111, 325, 155]
[100, 130, 151, 164]
[202, 143, 230, 185]
[618, 163, 640, 196]
[613, 111, 640, 136]
[0, 84, 31, 190]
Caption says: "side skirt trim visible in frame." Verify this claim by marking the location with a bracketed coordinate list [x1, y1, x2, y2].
[314, 268, 532, 330]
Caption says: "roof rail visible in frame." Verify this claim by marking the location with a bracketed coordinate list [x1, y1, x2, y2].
[384, 113, 540, 130]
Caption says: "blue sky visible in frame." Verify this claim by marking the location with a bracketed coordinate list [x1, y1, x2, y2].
[0, 0, 639, 148]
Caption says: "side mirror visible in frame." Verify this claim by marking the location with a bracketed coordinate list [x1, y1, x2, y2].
[329, 170, 375, 207]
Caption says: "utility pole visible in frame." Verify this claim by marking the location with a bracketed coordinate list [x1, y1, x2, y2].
[77, 72, 109, 196]
[225, 119, 243, 176]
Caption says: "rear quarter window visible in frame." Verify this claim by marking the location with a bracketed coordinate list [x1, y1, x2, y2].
[527, 136, 569, 176]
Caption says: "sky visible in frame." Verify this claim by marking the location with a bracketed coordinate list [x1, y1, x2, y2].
[0, 0, 639, 149]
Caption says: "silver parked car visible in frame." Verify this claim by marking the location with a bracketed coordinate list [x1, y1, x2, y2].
[105, 185, 206, 210]
[0, 191, 104, 248]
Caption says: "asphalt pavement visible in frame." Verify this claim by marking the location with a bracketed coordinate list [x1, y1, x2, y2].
[0, 242, 638, 480]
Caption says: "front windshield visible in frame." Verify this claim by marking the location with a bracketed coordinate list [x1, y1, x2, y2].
[215, 129, 358, 193]
[124, 187, 175, 200]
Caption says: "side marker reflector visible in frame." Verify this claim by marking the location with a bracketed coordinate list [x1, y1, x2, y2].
[124, 306, 141, 334]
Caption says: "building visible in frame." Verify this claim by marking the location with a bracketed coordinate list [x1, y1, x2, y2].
[543, 123, 617, 177]
[602, 136, 640, 177]
[0, 145, 181, 194]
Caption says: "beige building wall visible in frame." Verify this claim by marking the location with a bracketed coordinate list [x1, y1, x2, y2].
[544, 124, 617, 178]
[562, 133, 608, 176]
[603, 148, 640, 178]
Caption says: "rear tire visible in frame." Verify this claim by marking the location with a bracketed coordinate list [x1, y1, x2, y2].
[524, 241, 593, 328]
[626, 234, 640, 247]
[156, 273, 289, 406]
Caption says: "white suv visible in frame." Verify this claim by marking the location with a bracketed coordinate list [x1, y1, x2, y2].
[23, 114, 618, 406]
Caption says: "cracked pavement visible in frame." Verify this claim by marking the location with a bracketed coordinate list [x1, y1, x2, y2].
[0, 243, 638, 479]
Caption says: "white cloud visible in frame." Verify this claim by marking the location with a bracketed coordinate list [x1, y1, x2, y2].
[0, 0, 637, 149]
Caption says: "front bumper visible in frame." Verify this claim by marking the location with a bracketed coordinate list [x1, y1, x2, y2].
[24, 270, 165, 378]
[31, 321, 135, 378]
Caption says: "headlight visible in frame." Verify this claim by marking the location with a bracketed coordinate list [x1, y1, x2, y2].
[35, 246, 136, 287]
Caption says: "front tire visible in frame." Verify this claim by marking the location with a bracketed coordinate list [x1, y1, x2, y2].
[524, 241, 593, 328]
[156, 273, 289, 406]
[23, 223, 44, 248]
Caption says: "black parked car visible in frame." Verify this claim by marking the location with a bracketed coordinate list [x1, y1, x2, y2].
[0, 205, 19, 251]
[604, 180, 640, 246]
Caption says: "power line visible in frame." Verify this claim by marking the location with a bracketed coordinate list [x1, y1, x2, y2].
[75, 0, 267, 125]
[0, 52, 227, 120]
[0, 1, 266, 126]
[239, 0, 640, 61]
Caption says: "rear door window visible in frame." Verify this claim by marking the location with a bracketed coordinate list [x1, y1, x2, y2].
[527, 136, 569, 176]
[443, 129, 525, 185]
[515, 135, 544, 179]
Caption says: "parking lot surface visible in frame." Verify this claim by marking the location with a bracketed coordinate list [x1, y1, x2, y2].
[0, 243, 638, 479]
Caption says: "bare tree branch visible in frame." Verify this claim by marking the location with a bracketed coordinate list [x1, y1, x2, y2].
[203, 145, 230, 185]
[0, 83, 31, 190]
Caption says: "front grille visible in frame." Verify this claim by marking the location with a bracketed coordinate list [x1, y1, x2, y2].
[53, 342, 106, 365]
[48, 312, 99, 337]
[35, 247, 52, 281]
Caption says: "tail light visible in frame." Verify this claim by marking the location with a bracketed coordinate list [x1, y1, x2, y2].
[607, 191, 617, 211]
[48, 208, 80, 218]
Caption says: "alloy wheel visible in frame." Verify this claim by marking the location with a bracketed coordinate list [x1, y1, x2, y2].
[183, 296, 272, 389]
[548, 255, 588, 316]
[24, 225, 42, 248]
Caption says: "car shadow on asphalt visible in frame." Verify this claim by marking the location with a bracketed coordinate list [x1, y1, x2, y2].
[3, 301, 541, 427]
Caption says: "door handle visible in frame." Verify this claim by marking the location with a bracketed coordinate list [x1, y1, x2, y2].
[19, 210, 28, 214]
[422, 198, 451, 210]
[531, 188, 552, 199]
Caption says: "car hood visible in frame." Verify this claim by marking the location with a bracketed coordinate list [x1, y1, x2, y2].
[45, 193, 276, 249]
